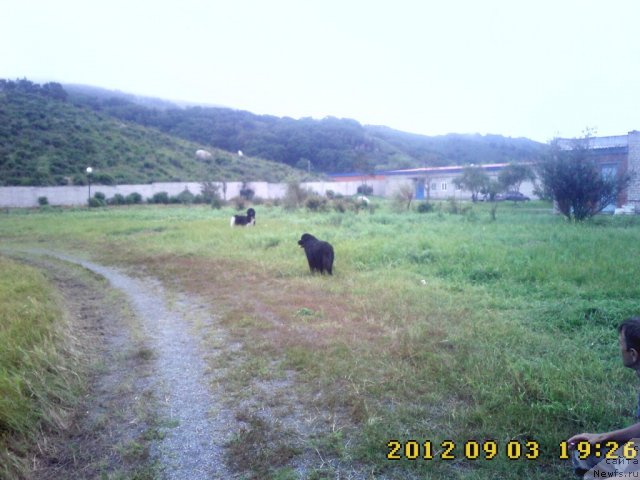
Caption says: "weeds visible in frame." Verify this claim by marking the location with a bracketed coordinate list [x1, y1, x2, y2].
[227, 410, 299, 479]
[0, 257, 81, 480]
[1, 201, 639, 479]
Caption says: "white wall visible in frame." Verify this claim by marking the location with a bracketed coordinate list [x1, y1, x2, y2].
[0, 180, 387, 208]
[0, 176, 542, 208]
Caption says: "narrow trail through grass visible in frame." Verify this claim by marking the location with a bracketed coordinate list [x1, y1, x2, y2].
[29, 251, 238, 479]
[0, 252, 165, 479]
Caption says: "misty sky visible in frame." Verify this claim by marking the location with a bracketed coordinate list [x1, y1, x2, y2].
[2, 0, 639, 142]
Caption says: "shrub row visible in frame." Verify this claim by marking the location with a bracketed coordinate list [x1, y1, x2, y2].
[88, 191, 143, 207]
[88, 188, 215, 207]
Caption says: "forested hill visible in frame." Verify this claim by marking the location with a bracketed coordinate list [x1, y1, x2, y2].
[1, 79, 549, 186]
[364, 126, 548, 170]
[0, 79, 305, 186]
[65, 84, 548, 174]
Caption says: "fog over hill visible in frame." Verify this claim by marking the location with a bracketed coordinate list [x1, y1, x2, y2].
[1, 78, 548, 186]
[64, 83, 548, 174]
[63, 84, 229, 110]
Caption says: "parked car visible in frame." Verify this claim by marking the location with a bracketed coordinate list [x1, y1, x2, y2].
[496, 191, 530, 202]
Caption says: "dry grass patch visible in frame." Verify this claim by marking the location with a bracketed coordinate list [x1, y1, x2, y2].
[100, 251, 396, 474]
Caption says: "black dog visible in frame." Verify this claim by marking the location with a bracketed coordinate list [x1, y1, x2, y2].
[230, 208, 256, 227]
[298, 233, 334, 275]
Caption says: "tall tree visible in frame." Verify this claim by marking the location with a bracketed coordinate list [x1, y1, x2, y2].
[536, 135, 631, 221]
[498, 163, 536, 192]
[454, 165, 490, 202]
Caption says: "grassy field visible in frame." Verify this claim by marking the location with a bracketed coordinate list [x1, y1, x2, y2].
[0, 256, 81, 479]
[1, 200, 640, 479]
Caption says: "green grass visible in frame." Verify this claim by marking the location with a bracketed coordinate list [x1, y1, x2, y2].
[2, 200, 640, 479]
[0, 256, 80, 480]
[0, 84, 306, 185]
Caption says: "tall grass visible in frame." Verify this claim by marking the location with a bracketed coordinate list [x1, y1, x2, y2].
[0, 256, 81, 480]
[2, 201, 640, 478]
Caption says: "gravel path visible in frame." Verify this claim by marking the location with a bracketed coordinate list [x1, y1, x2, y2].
[42, 252, 237, 480]
[10, 249, 380, 480]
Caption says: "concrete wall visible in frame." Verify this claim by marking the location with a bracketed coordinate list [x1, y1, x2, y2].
[0, 180, 387, 208]
[0, 175, 541, 208]
[627, 130, 640, 209]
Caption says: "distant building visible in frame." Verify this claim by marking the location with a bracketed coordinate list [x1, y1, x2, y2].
[330, 163, 537, 201]
[380, 163, 535, 201]
[556, 130, 640, 213]
[330, 130, 640, 212]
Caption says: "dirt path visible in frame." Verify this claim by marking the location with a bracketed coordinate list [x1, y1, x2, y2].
[8, 249, 380, 480]
[17, 250, 239, 479]
[67, 256, 237, 479]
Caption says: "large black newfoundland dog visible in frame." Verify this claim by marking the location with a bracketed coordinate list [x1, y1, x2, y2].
[230, 208, 256, 227]
[298, 233, 334, 275]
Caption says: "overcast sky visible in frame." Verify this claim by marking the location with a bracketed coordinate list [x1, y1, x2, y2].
[2, 0, 639, 142]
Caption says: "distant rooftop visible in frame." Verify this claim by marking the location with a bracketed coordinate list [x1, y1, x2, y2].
[329, 163, 512, 179]
[383, 163, 510, 176]
[557, 135, 628, 150]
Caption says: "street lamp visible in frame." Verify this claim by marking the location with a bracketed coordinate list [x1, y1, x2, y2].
[86, 167, 93, 203]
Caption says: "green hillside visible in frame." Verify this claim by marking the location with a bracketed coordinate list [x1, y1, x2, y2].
[0, 79, 306, 186]
[65, 84, 549, 174]
[0, 79, 550, 186]
[364, 126, 549, 170]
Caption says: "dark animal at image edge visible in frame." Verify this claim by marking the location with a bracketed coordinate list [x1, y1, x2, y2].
[230, 208, 256, 226]
[298, 233, 334, 275]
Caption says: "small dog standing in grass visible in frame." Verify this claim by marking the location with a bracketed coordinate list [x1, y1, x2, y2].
[230, 208, 256, 227]
[298, 233, 334, 275]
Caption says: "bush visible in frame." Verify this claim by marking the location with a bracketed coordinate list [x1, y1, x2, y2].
[88, 197, 105, 208]
[231, 196, 246, 210]
[239, 183, 255, 200]
[445, 197, 461, 214]
[537, 136, 632, 221]
[332, 199, 349, 213]
[305, 195, 328, 212]
[453, 165, 490, 202]
[174, 188, 195, 204]
[88, 192, 107, 208]
[392, 184, 414, 211]
[93, 173, 115, 185]
[200, 181, 223, 206]
[416, 202, 434, 213]
[37, 196, 48, 206]
[108, 193, 126, 205]
[283, 180, 311, 210]
[445, 197, 471, 215]
[211, 197, 223, 209]
[150, 192, 169, 204]
[125, 192, 142, 204]
[72, 174, 86, 186]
